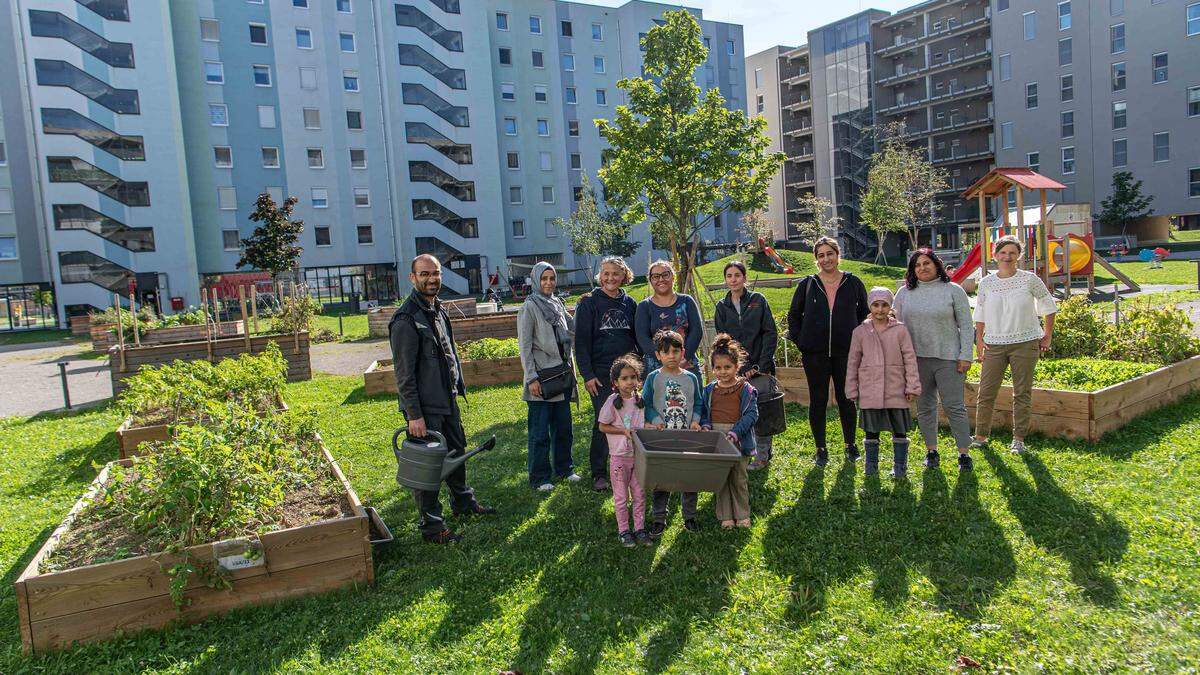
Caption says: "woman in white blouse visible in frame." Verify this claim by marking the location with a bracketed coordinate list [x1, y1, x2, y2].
[971, 235, 1057, 454]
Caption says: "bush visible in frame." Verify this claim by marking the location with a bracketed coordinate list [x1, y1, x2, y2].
[1048, 296, 1108, 359]
[460, 338, 520, 361]
[270, 294, 322, 335]
[967, 357, 1158, 391]
[1049, 295, 1200, 365]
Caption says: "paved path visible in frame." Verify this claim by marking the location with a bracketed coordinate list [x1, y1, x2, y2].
[0, 341, 111, 418]
[311, 339, 389, 377]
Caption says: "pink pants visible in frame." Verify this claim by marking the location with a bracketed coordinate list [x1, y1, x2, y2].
[610, 455, 646, 533]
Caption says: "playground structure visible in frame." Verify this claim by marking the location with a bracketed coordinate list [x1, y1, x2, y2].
[955, 168, 1139, 294]
[757, 238, 794, 274]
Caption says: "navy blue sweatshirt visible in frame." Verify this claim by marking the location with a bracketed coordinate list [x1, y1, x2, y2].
[573, 287, 638, 382]
[635, 294, 703, 370]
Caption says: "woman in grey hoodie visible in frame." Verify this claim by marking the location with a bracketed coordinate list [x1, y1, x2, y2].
[891, 248, 975, 472]
[518, 261, 581, 490]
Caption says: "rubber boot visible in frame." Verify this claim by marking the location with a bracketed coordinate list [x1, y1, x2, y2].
[892, 438, 909, 479]
[863, 439, 880, 476]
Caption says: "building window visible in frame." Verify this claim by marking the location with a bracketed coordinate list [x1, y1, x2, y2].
[340, 32, 356, 52]
[542, 186, 554, 203]
[534, 85, 548, 103]
[1152, 53, 1168, 83]
[565, 87, 577, 104]
[0, 142, 6, 165]
[205, 61, 224, 84]
[561, 53, 575, 71]
[252, 64, 271, 87]
[570, 153, 581, 170]
[1025, 82, 1038, 109]
[296, 28, 313, 49]
[1110, 24, 1125, 53]
[1058, 38, 1072, 66]
[312, 188, 329, 208]
[754, 67, 763, 88]
[1112, 62, 1126, 91]
[1061, 74, 1074, 101]
[507, 152, 520, 169]
[0, 236, 14, 259]
[1154, 131, 1170, 162]
[258, 105, 276, 128]
[999, 53, 1011, 81]
[1113, 101, 1127, 129]
[214, 146, 233, 168]
[561, 20, 572, 37]
[529, 15, 541, 34]
[1189, 3, 1200, 37]
[510, 186, 523, 204]
[1113, 138, 1128, 167]
[1111, 0, 1123, 16]
[545, 219, 558, 237]
[593, 56, 605, 73]
[357, 225, 373, 244]
[501, 83, 515, 101]
[307, 147, 324, 168]
[293, 0, 308, 7]
[512, 219, 525, 238]
[726, 39, 735, 55]
[532, 50, 544, 68]
[303, 107, 320, 129]
[536, 118, 549, 136]
[1027, 152, 1040, 173]
[222, 229, 240, 251]
[1189, 87, 1200, 117]
[350, 148, 366, 168]
[1023, 11, 1036, 40]
[218, 187, 237, 210]
[200, 18, 220, 42]
[261, 147, 280, 168]
[1058, 1, 1071, 30]
[337, 0, 351, 11]
[756, 95, 764, 113]
[538, 152, 552, 170]
[0, 189, 11, 212]
[353, 188, 370, 207]
[498, 47, 511, 65]
[347, 110, 363, 130]
[1000, 121, 1014, 149]
[344, 71, 359, 92]
[300, 66, 317, 90]
[208, 103, 228, 126]
[1190, 168, 1200, 197]
[496, 12, 508, 30]
[568, 120, 579, 136]
[249, 23, 268, 45]
[595, 89, 607, 105]
[504, 117, 517, 135]
[998, 0, 1009, 10]
[1062, 146, 1075, 174]
[592, 22, 603, 41]
[1061, 111, 1074, 138]
[314, 226, 331, 246]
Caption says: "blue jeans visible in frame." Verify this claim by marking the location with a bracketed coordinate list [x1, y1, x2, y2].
[527, 400, 574, 487]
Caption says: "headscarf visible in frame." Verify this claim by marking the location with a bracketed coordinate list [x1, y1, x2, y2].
[867, 286, 895, 307]
[527, 261, 573, 350]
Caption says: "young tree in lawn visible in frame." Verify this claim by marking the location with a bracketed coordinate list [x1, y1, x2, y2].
[861, 157, 909, 265]
[793, 194, 840, 246]
[237, 192, 304, 296]
[596, 9, 783, 292]
[738, 210, 774, 252]
[554, 173, 623, 275]
[872, 121, 948, 249]
[1099, 170, 1155, 237]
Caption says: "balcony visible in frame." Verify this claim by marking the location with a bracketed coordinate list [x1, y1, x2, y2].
[876, 81, 991, 115]
[41, 108, 144, 160]
[930, 145, 993, 166]
[901, 113, 993, 139]
[402, 83, 468, 127]
[411, 199, 479, 238]
[29, 10, 134, 68]
[395, 4, 463, 52]
[782, 116, 813, 136]
[780, 64, 810, 86]
[58, 250, 135, 293]
[409, 161, 475, 201]
[875, 9, 990, 56]
[47, 156, 149, 206]
[405, 122, 472, 164]
[876, 45, 991, 86]
[398, 44, 466, 90]
[781, 93, 811, 112]
[53, 203, 154, 251]
[34, 59, 139, 114]
[75, 0, 128, 22]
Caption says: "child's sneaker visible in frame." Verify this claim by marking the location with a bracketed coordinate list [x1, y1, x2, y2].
[636, 529, 654, 546]
[845, 445, 860, 462]
[958, 454, 974, 471]
[1009, 439, 1026, 455]
[649, 521, 666, 539]
[969, 438, 989, 450]
[618, 531, 636, 547]
[924, 450, 940, 468]
[814, 447, 829, 467]
[683, 518, 700, 532]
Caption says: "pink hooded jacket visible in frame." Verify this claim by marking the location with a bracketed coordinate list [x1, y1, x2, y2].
[845, 316, 921, 410]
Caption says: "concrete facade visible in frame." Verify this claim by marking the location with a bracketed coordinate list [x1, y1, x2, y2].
[745, 45, 791, 241]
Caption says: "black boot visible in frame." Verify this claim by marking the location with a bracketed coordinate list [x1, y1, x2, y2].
[958, 453, 974, 471]
[892, 438, 909, 479]
[924, 450, 940, 468]
[845, 444, 860, 463]
[864, 439, 880, 476]
[814, 447, 829, 467]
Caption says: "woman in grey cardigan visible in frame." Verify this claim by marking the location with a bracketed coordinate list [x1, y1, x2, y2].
[892, 248, 975, 472]
[518, 261, 581, 491]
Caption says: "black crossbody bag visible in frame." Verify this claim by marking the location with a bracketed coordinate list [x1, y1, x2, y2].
[536, 323, 575, 401]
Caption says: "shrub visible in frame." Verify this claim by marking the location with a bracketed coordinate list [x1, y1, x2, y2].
[460, 338, 520, 361]
[967, 357, 1158, 391]
[270, 294, 322, 335]
[1109, 304, 1200, 365]
[1048, 296, 1107, 359]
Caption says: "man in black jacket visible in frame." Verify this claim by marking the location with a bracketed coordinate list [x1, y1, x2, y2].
[390, 254, 495, 543]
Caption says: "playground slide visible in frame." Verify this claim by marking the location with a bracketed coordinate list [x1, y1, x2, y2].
[758, 239, 794, 274]
[1093, 256, 1141, 292]
[950, 243, 982, 284]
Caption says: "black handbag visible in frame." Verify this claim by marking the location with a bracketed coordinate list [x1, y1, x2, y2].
[536, 324, 575, 400]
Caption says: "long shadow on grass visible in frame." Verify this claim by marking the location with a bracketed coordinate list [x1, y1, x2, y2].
[0, 431, 117, 500]
[982, 448, 1128, 605]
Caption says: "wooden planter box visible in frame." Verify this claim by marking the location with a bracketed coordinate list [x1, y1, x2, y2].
[367, 299, 479, 338]
[68, 315, 91, 336]
[364, 356, 524, 396]
[776, 356, 1200, 442]
[91, 321, 243, 353]
[89, 322, 116, 352]
[109, 333, 311, 397]
[633, 429, 741, 493]
[13, 438, 373, 653]
[115, 395, 289, 459]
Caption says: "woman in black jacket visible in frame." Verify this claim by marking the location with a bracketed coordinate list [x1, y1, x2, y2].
[714, 260, 778, 469]
[786, 237, 869, 467]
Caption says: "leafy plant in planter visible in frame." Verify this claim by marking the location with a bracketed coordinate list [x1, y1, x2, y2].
[460, 338, 520, 360]
[967, 357, 1159, 392]
[1050, 296, 1200, 364]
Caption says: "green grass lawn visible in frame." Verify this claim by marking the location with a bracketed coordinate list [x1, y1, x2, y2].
[0, 329, 74, 347]
[1169, 229, 1200, 243]
[1095, 260, 1197, 287]
[3, 376, 1199, 671]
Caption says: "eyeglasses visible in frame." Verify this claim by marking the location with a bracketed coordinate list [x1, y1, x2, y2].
[649, 272, 673, 281]
[414, 270, 441, 279]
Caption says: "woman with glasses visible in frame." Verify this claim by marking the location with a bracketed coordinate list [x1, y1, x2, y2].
[634, 260, 703, 380]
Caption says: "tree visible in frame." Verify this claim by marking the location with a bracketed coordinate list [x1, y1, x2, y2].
[554, 174, 626, 274]
[596, 9, 784, 292]
[793, 194, 840, 246]
[738, 210, 774, 251]
[1099, 171, 1154, 236]
[860, 158, 908, 265]
[237, 192, 304, 288]
[869, 121, 948, 249]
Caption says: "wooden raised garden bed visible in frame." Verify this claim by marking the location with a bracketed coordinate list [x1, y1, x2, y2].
[115, 394, 288, 459]
[109, 332, 311, 397]
[364, 356, 524, 396]
[776, 355, 1200, 442]
[367, 299, 478, 337]
[68, 315, 91, 336]
[13, 437, 373, 653]
[91, 321, 243, 353]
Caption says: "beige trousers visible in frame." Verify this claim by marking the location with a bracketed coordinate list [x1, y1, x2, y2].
[974, 339, 1040, 439]
[712, 423, 750, 521]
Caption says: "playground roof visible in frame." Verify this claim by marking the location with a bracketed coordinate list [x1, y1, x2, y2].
[961, 167, 1067, 198]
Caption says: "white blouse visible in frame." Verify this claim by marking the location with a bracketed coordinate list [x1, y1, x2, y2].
[972, 269, 1058, 345]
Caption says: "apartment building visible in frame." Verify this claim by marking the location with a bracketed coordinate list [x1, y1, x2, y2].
[746, 45, 797, 242]
[2, 0, 744, 323]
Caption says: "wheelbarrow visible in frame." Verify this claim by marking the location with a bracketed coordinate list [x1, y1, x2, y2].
[391, 429, 496, 491]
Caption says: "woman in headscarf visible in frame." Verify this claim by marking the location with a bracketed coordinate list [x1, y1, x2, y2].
[518, 261, 581, 491]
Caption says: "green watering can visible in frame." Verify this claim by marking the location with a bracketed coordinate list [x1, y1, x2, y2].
[392, 429, 496, 492]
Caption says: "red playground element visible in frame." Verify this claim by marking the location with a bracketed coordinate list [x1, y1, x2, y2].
[758, 239, 794, 274]
[950, 242, 983, 284]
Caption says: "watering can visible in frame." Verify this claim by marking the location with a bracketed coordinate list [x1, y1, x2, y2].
[392, 429, 496, 491]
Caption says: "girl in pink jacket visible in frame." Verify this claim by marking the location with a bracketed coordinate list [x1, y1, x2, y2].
[846, 287, 922, 478]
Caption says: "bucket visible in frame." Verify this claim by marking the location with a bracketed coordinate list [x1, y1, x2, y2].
[633, 429, 741, 493]
[755, 391, 787, 437]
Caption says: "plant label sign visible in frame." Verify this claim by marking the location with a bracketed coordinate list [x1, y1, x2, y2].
[213, 538, 265, 572]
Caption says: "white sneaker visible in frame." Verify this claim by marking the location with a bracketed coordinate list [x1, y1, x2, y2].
[1009, 439, 1026, 455]
[536, 482, 554, 492]
[565, 473, 582, 483]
